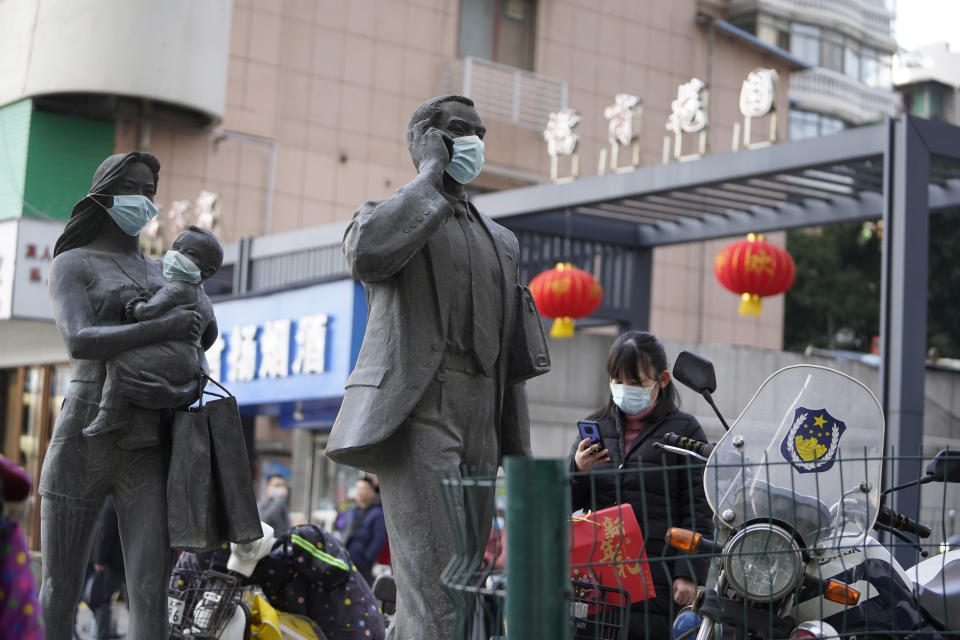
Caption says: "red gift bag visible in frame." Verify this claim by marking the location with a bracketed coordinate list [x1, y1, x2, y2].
[569, 504, 656, 608]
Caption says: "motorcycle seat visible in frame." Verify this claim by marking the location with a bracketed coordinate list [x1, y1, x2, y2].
[912, 549, 960, 630]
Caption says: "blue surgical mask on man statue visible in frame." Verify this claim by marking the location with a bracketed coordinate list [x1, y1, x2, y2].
[609, 382, 655, 416]
[162, 250, 202, 283]
[445, 135, 485, 184]
[101, 194, 159, 236]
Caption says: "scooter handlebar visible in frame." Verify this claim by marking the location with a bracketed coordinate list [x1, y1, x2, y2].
[661, 432, 716, 459]
[877, 505, 932, 539]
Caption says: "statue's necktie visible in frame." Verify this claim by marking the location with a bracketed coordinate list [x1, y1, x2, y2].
[455, 208, 499, 377]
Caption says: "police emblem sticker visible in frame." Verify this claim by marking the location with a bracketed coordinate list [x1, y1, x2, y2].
[780, 407, 847, 474]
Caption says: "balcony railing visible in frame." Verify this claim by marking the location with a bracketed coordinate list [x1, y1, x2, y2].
[790, 66, 900, 124]
[443, 57, 568, 131]
[729, 0, 895, 47]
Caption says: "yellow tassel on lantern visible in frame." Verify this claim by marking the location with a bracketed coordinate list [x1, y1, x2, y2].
[550, 316, 575, 338]
[739, 293, 762, 315]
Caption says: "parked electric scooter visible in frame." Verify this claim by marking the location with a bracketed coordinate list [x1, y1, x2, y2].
[659, 352, 960, 640]
[168, 522, 386, 639]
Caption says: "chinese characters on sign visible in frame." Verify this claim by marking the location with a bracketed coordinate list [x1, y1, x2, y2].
[734, 68, 779, 150]
[542, 108, 582, 183]
[601, 93, 643, 173]
[0, 218, 63, 320]
[666, 78, 708, 135]
[739, 69, 776, 118]
[664, 77, 709, 162]
[259, 319, 292, 379]
[291, 314, 329, 375]
[24, 242, 53, 282]
[544, 68, 784, 176]
[215, 314, 329, 383]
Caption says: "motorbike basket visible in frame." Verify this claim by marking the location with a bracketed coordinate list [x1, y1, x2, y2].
[167, 568, 243, 639]
[571, 581, 631, 640]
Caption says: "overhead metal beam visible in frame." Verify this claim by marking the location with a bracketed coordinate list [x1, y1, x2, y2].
[477, 125, 887, 219]
[910, 116, 960, 160]
[502, 212, 641, 247]
[635, 192, 884, 246]
[929, 179, 960, 212]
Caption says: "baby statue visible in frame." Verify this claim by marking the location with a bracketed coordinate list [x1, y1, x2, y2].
[84, 225, 222, 438]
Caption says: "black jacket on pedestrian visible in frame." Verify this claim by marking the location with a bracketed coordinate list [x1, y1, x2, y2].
[569, 406, 713, 587]
[91, 494, 123, 572]
[343, 500, 387, 582]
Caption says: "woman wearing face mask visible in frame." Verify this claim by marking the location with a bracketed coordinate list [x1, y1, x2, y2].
[569, 330, 712, 640]
[40, 151, 204, 640]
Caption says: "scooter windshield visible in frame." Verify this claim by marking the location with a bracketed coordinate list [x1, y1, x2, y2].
[703, 365, 884, 560]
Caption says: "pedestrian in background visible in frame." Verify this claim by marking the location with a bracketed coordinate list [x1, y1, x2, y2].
[257, 474, 291, 534]
[88, 493, 125, 640]
[341, 476, 387, 585]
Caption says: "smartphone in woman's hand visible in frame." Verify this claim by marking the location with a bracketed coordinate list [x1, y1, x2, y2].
[577, 420, 606, 452]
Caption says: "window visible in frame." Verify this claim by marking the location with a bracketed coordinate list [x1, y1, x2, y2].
[907, 88, 944, 120]
[908, 91, 927, 117]
[861, 47, 892, 88]
[789, 110, 818, 140]
[790, 23, 821, 66]
[929, 89, 943, 119]
[777, 29, 790, 52]
[459, 0, 537, 71]
[820, 31, 844, 73]
[844, 43, 860, 80]
[789, 110, 848, 140]
[1, 363, 69, 549]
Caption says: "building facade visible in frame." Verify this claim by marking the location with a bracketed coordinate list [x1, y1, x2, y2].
[896, 42, 960, 125]
[1, 0, 826, 536]
[726, 0, 899, 139]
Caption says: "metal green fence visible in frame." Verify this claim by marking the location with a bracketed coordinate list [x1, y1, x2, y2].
[437, 452, 960, 640]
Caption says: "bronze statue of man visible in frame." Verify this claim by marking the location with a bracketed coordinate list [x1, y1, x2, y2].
[327, 95, 546, 639]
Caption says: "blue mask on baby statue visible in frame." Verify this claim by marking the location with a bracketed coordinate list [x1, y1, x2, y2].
[609, 382, 655, 416]
[98, 194, 159, 236]
[162, 250, 202, 283]
[445, 135, 485, 184]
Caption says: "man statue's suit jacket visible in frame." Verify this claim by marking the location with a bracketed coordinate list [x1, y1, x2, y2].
[326, 175, 531, 471]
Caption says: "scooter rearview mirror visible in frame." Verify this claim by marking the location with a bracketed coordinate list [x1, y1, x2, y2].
[925, 449, 960, 483]
[673, 351, 717, 396]
[673, 351, 729, 431]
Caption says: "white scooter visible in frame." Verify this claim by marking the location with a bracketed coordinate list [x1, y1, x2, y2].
[660, 352, 960, 640]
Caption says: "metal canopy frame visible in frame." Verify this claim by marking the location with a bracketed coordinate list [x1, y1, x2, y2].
[479, 121, 960, 247]
[475, 116, 960, 564]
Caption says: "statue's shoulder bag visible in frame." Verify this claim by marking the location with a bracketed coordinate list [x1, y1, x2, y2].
[507, 285, 551, 385]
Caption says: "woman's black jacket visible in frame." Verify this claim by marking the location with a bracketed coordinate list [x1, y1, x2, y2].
[569, 407, 713, 585]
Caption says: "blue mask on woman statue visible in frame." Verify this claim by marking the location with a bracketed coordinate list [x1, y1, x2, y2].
[100, 194, 159, 236]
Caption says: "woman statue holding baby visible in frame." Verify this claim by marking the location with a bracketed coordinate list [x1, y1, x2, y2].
[39, 151, 210, 639]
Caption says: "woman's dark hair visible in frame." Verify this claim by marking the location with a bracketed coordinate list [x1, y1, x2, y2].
[53, 151, 161, 257]
[591, 330, 679, 423]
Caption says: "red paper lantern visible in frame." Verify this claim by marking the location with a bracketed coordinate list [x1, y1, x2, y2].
[714, 233, 795, 315]
[528, 262, 603, 338]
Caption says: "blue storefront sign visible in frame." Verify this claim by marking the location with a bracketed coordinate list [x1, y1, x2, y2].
[209, 278, 366, 429]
